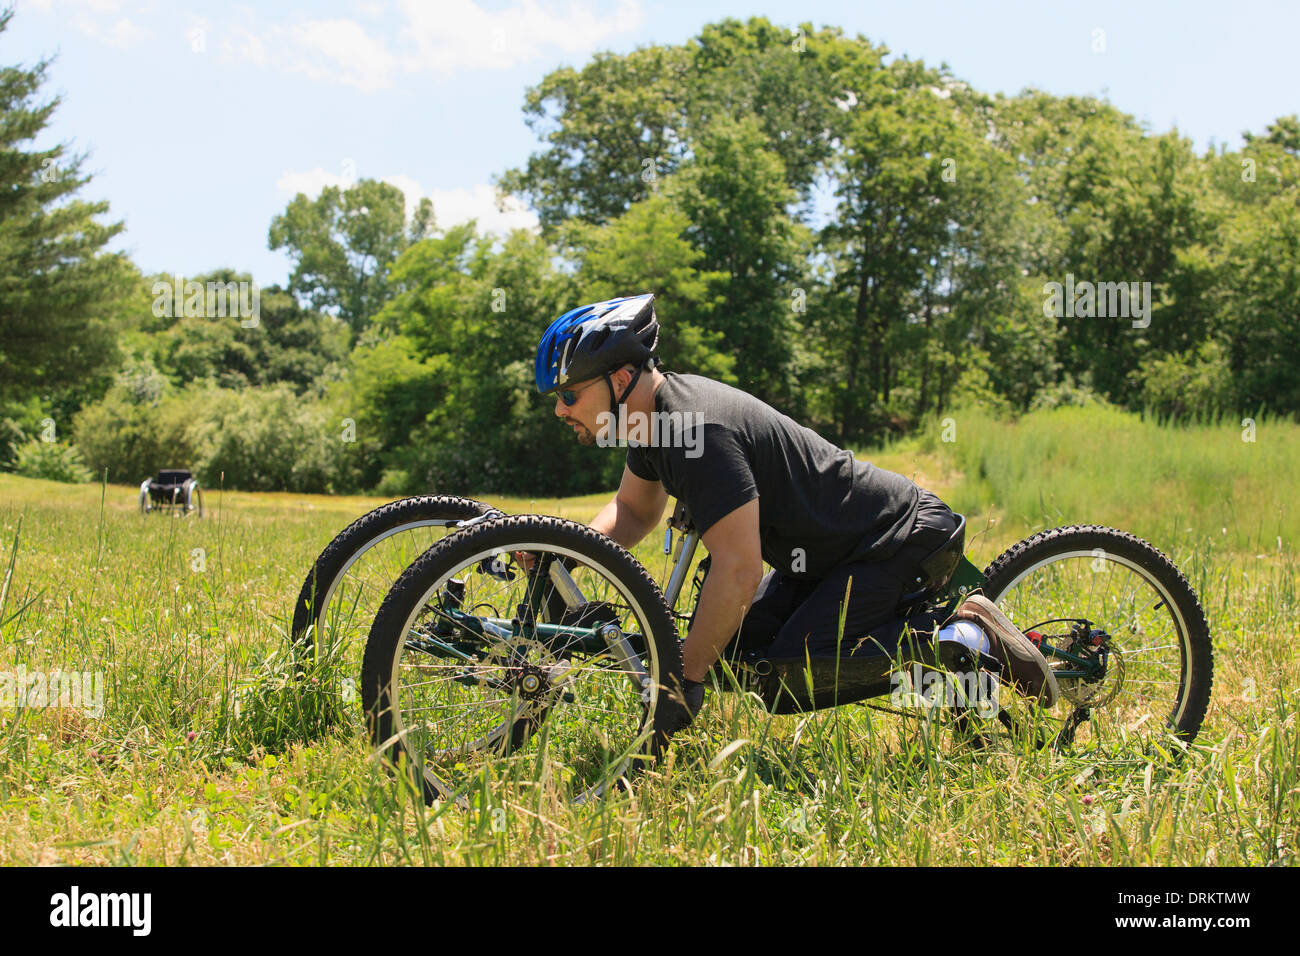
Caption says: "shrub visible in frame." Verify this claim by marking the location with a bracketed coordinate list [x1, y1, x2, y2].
[1137, 340, 1235, 422]
[189, 384, 350, 493]
[1029, 376, 1111, 411]
[72, 384, 197, 484]
[11, 439, 93, 483]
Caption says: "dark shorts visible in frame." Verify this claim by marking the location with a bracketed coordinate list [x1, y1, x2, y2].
[725, 490, 960, 660]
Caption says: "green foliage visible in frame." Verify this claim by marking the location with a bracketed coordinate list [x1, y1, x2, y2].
[0, 419, 25, 470]
[1137, 339, 1236, 422]
[668, 114, 806, 404]
[10, 439, 93, 483]
[0, 10, 135, 410]
[8, 10, 1300, 495]
[188, 384, 347, 493]
[496, 44, 692, 229]
[269, 179, 426, 338]
[72, 380, 357, 494]
[72, 381, 198, 485]
[915, 403, 1299, 556]
[134, 274, 349, 393]
[564, 194, 733, 381]
[1027, 376, 1111, 412]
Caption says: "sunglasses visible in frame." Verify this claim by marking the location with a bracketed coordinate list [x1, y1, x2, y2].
[558, 379, 602, 406]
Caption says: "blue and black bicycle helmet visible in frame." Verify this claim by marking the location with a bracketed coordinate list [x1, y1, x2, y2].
[535, 294, 659, 413]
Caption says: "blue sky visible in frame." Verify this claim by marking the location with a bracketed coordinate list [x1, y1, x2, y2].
[8, 0, 1298, 287]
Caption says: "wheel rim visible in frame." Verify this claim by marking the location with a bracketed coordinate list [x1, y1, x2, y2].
[307, 519, 474, 723]
[381, 541, 662, 804]
[985, 548, 1194, 752]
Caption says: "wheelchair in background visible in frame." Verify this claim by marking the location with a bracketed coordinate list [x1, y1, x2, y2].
[138, 468, 203, 517]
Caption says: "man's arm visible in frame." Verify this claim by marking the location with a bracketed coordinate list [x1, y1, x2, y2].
[590, 464, 668, 550]
[680, 498, 764, 683]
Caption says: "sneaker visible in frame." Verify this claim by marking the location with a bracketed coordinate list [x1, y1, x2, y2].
[949, 594, 1059, 707]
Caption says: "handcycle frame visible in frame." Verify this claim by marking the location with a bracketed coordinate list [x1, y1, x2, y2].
[427, 502, 1111, 740]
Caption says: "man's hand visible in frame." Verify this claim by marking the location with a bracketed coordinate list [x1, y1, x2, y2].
[663, 677, 707, 735]
[513, 550, 536, 571]
[683, 678, 706, 718]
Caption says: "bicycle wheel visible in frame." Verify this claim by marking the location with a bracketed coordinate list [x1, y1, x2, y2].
[361, 513, 686, 805]
[290, 495, 495, 716]
[980, 525, 1213, 754]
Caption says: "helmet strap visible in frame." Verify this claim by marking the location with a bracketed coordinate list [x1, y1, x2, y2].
[605, 360, 648, 427]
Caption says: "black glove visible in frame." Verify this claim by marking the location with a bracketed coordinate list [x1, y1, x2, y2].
[683, 678, 706, 718]
[661, 677, 706, 736]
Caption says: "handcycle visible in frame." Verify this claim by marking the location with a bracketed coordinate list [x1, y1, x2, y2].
[350, 498, 1214, 805]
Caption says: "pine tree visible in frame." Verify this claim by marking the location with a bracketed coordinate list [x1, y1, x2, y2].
[0, 8, 134, 411]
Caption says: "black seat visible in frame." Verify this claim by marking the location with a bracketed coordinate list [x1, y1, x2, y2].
[153, 468, 193, 487]
[148, 468, 194, 503]
[896, 513, 966, 609]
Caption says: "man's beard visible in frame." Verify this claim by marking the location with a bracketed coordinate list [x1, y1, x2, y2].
[567, 420, 597, 446]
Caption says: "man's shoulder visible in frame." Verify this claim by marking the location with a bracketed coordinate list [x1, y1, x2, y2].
[660, 372, 824, 447]
[657, 372, 770, 416]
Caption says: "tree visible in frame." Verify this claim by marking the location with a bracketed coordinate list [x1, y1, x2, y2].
[1210, 120, 1300, 415]
[684, 18, 843, 199]
[667, 114, 807, 405]
[497, 19, 849, 232]
[0, 8, 135, 414]
[992, 92, 1214, 403]
[496, 45, 692, 230]
[562, 193, 733, 382]
[820, 52, 978, 443]
[268, 178, 428, 338]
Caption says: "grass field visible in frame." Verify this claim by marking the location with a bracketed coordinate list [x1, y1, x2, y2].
[1, 406, 1297, 865]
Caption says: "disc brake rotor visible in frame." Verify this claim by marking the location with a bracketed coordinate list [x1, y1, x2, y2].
[1050, 629, 1125, 707]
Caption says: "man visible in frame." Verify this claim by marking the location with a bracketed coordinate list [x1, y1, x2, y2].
[529, 293, 1058, 723]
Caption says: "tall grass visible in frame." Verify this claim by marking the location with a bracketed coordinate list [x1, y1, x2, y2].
[0, 407, 1296, 865]
[910, 404, 1297, 556]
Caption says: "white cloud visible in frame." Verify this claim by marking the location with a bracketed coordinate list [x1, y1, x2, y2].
[287, 18, 399, 93]
[28, 0, 643, 89]
[276, 167, 352, 199]
[276, 169, 539, 236]
[425, 183, 538, 235]
[21, 0, 122, 12]
[398, 0, 643, 74]
[102, 17, 149, 48]
[235, 0, 642, 90]
[57, 5, 150, 48]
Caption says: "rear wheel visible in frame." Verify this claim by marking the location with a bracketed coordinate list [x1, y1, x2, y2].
[184, 480, 203, 517]
[361, 514, 686, 805]
[290, 495, 495, 722]
[980, 525, 1213, 754]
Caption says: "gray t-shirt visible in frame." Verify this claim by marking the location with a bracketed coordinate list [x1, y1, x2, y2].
[625, 373, 920, 579]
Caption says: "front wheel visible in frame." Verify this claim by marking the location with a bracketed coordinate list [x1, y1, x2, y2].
[981, 525, 1213, 754]
[361, 514, 686, 805]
